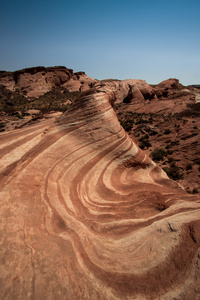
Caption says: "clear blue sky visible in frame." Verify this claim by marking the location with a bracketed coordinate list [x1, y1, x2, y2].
[0, 0, 200, 85]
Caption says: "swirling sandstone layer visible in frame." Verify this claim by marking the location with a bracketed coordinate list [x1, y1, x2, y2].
[0, 83, 200, 300]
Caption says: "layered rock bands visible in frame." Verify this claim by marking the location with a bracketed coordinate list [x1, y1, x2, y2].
[0, 82, 200, 300]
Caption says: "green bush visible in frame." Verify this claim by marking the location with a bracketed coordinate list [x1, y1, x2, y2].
[163, 162, 184, 180]
[139, 140, 152, 149]
[0, 85, 78, 115]
[151, 148, 167, 162]
[192, 188, 199, 194]
[138, 134, 152, 149]
[120, 119, 134, 132]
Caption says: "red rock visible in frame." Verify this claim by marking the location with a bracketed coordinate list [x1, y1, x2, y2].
[154, 78, 181, 99]
[0, 66, 97, 98]
[62, 78, 81, 92]
[25, 109, 41, 115]
[96, 79, 156, 105]
[156, 78, 180, 90]
[0, 82, 199, 299]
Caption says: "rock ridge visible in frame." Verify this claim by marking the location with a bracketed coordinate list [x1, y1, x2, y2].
[0, 66, 97, 98]
[0, 82, 200, 299]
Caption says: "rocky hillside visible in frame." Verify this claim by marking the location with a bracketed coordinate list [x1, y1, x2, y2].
[0, 81, 200, 299]
[0, 67, 199, 191]
[112, 78, 200, 192]
[0, 66, 97, 97]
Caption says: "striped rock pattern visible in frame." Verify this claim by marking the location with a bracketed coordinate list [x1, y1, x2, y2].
[0, 83, 200, 300]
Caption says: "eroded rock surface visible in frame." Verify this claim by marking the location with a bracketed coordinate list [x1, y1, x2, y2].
[0, 66, 97, 98]
[0, 82, 200, 300]
[98, 79, 157, 104]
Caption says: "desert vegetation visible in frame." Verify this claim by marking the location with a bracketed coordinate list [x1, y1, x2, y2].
[0, 72, 200, 299]
[163, 162, 184, 181]
[114, 101, 200, 191]
[0, 71, 199, 194]
[0, 84, 81, 116]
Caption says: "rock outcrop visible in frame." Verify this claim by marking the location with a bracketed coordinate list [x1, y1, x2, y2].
[99, 79, 157, 104]
[0, 82, 200, 300]
[1, 67, 195, 115]
[124, 78, 195, 114]
[97, 78, 195, 114]
[0, 66, 97, 98]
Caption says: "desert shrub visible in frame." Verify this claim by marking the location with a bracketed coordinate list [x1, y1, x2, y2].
[164, 129, 171, 134]
[0, 84, 80, 115]
[149, 129, 158, 136]
[120, 120, 134, 132]
[148, 117, 153, 124]
[0, 85, 28, 114]
[168, 157, 175, 164]
[138, 134, 152, 149]
[166, 150, 173, 155]
[4, 104, 16, 115]
[163, 162, 184, 180]
[0, 122, 5, 132]
[30, 88, 77, 113]
[135, 118, 149, 125]
[187, 187, 199, 194]
[188, 102, 200, 111]
[139, 134, 149, 140]
[151, 148, 167, 162]
[139, 140, 152, 149]
[177, 106, 200, 117]
[186, 188, 192, 194]
[169, 139, 180, 146]
[185, 163, 193, 171]
[15, 113, 24, 119]
[194, 158, 200, 165]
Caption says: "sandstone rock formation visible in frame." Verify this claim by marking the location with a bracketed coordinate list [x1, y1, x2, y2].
[118, 78, 195, 114]
[0, 66, 97, 98]
[96, 78, 195, 115]
[1, 66, 195, 115]
[99, 79, 157, 104]
[0, 82, 200, 300]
